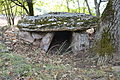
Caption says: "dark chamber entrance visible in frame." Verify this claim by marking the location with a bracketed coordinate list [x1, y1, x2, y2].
[48, 31, 72, 54]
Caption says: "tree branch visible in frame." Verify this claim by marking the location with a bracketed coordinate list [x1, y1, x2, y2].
[85, 0, 92, 15]
[2, 5, 16, 11]
[10, 0, 29, 14]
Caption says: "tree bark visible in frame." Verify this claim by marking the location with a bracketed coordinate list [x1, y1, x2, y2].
[26, 0, 34, 16]
[94, 0, 108, 17]
[94, 0, 100, 17]
[98, 0, 120, 59]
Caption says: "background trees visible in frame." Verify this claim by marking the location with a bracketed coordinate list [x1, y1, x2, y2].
[0, 0, 108, 17]
[0, 0, 16, 25]
[10, 0, 34, 16]
[94, 0, 108, 17]
[0, 0, 34, 25]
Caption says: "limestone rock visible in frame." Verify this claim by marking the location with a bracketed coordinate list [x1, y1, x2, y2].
[31, 32, 44, 39]
[40, 33, 54, 51]
[33, 39, 41, 46]
[72, 32, 89, 53]
[112, 66, 120, 72]
[17, 12, 98, 32]
[19, 31, 34, 43]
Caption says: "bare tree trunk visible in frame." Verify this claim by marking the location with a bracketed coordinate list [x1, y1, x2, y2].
[10, 0, 29, 15]
[11, 0, 34, 16]
[94, 0, 107, 17]
[94, 0, 100, 17]
[83, 1, 86, 13]
[66, 0, 70, 12]
[3, 0, 15, 25]
[26, 0, 34, 16]
[84, 0, 92, 15]
[97, 0, 120, 60]
[77, 0, 80, 13]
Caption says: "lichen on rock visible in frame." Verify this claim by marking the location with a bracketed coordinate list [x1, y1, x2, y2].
[17, 12, 98, 32]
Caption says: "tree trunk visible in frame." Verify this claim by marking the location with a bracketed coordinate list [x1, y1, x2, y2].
[84, 0, 92, 15]
[66, 0, 70, 12]
[98, 0, 120, 59]
[94, 0, 100, 17]
[26, 0, 34, 16]
[77, 0, 80, 13]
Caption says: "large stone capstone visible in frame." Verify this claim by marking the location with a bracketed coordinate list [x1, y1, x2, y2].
[17, 12, 98, 32]
[17, 12, 98, 53]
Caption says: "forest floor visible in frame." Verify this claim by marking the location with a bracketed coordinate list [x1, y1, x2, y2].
[0, 26, 120, 80]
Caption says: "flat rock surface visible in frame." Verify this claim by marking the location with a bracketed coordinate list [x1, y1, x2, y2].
[17, 12, 98, 32]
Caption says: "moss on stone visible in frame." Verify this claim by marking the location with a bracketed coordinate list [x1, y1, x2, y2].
[81, 17, 99, 27]
[17, 13, 98, 31]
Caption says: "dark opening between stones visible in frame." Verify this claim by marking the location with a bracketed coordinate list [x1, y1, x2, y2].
[48, 31, 72, 54]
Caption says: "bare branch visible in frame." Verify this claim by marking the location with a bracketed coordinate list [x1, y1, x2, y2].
[1, 5, 16, 11]
[10, 0, 29, 14]
[85, 0, 92, 15]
